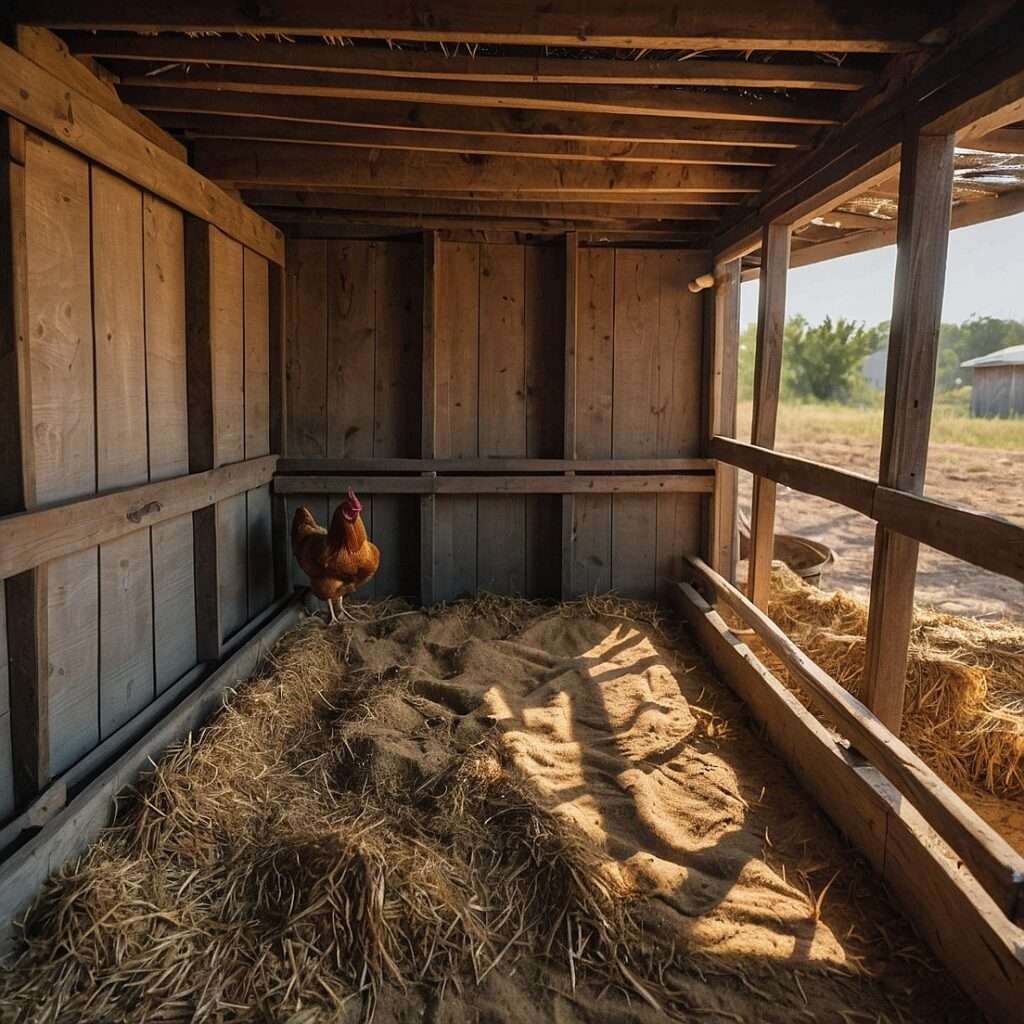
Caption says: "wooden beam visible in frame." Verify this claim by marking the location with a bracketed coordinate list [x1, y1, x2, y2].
[746, 223, 790, 608]
[0, 595, 304, 950]
[20, 2, 944, 51]
[15, 26, 187, 161]
[242, 191, 727, 219]
[151, 112, 778, 167]
[268, 261, 289, 598]
[0, 457, 277, 582]
[0, 41, 283, 263]
[671, 582, 1024, 1022]
[862, 132, 955, 734]
[191, 140, 766, 194]
[710, 437, 877, 518]
[0, 117, 48, 810]
[65, 33, 875, 90]
[277, 457, 712, 474]
[707, 261, 741, 583]
[121, 88, 815, 149]
[119, 67, 837, 125]
[420, 230, 440, 608]
[681, 559, 1024, 926]
[275, 475, 714, 495]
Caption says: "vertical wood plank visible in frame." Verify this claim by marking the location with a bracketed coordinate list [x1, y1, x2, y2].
[211, 228, 244, 468]
[268, 259, 288, 597]
[571, 246, 614, 596]
[217, 493, 248, 640]
[561, 232, 578, 600]
[25, 132, 97, 781]
[612, 250, 659, 598]
[246, 485, 275, 616]
[0, 588, 13, 821]
[243, 248, 270, 459]
[1, 118, 49, 810]
[747, 223, 791, 609]
[185, 218, 220, 659]
[708, 259, 741, 584]
[327, 240, 375, 458]
[92, 167, 155, 737]
[654, 250, 705, 597]
[524, 242, 563, 599]
[434, 241, 479, 601]
[420, 231, 440, 606]
[478, 243, 526, 594]
[285, 238, 328, 458]
[144, 195, 196, 690]
[375, 241, 422, 598]
[863, 132, 955, 734]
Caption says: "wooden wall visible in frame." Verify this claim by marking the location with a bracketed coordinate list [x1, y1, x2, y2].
[284, 238, 423, 598]
[283, 236, 706, 603]
[0, 129, 274, 813]
[970, 365, 1024, 419]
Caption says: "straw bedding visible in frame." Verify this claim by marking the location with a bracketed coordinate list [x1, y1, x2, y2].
[0, 595, 974, 1023]
[763, 565, 1024, 802]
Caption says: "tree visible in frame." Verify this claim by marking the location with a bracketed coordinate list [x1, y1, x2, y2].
[782, 315, 877, 403]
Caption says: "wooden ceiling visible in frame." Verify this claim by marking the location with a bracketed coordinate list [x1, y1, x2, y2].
[15, 2, 1024, 248]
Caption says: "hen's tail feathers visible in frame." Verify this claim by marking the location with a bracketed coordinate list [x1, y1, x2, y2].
[291, 505, 319, 548]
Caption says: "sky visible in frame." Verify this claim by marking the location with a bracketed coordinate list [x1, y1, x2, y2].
[739, 210, 1024, 331]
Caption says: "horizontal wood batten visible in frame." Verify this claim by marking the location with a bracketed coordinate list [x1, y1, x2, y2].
[0, 42, 283, 263]
[277, 457, 712, 474]
[710, 436, 1024, 585]
[0, 456, 278, 580]
[710, 436, 876, 516]
[275, 474, 714, 495]
[670, 582, 1024, 1022]
[683, 556, 1024, 925]
[63, 34, 874, 90]
[874, 487, 1024, 585]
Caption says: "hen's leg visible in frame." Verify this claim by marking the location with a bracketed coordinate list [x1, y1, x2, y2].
[326, 597, 339, 625]
[337, 594, 357, 621]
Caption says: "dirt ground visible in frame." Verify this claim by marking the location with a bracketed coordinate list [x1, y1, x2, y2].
[0, 603, 978, 1023]
[738, 439, 1024, 621]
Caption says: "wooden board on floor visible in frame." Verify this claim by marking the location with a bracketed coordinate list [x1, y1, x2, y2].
[434, 241, 479, 602]
[285, 239, 327, 459]
[211, 228, 244, 468]
[477, 243, 526, 595]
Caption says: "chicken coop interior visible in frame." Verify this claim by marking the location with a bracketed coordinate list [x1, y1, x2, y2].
[0, 4, 1023, 1022]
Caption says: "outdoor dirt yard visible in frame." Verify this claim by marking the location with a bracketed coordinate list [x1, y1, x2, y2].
[738, 439, 1024, 620]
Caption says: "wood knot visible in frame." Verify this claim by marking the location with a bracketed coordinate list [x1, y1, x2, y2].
[127, 500, 162, 524]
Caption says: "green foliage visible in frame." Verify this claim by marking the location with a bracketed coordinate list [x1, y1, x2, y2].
[736, 314, 1024, 407]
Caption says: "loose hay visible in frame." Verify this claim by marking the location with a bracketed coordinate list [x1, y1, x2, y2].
[0, 597, 975, 1023]
[765, 564, 1024, 800]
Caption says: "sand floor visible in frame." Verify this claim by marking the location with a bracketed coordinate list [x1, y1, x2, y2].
[1, 599, 981, 1023]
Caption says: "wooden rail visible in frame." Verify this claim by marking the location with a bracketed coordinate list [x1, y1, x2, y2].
[671, 581, 1024, 1023]
[275, 474, 714, 496]
[709, 437, 1024, 586]
[0, 456, 277, 580]
[683, 555, 1024, 924]
[277, 457, 712, 475]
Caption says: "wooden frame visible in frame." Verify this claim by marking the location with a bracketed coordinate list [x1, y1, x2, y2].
[275, 474, 714, 495]
[671, 581, 1024, 1022]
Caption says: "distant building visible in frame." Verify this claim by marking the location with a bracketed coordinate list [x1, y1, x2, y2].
[961, 345, 1024, 418]
[861, 348, 887, 390]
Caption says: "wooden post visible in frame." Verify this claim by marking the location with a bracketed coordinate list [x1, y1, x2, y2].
[419, 230, 440, 607]
[863, 131, 955, 733]
[707, 258, 741, 584]
[267, 259, 289, 597]
[184, 216, 222, 660]
[0, 117, 49, 810]
[560, 231, 578, 599]
[747, 223, 791, 608]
